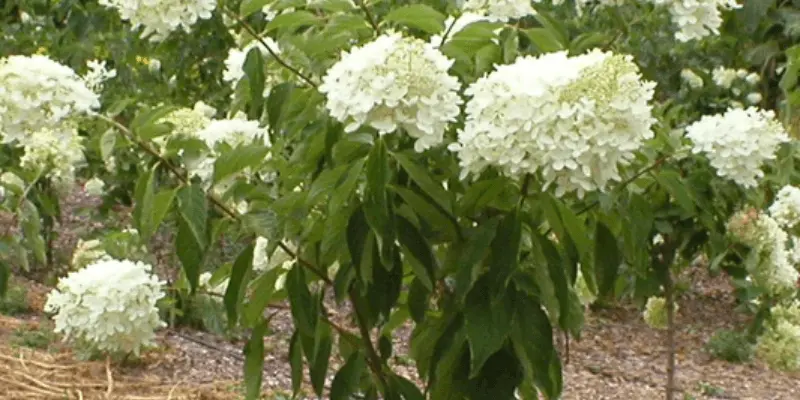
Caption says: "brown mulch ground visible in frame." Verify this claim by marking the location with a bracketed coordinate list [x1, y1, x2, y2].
[3, 185, 800, 399]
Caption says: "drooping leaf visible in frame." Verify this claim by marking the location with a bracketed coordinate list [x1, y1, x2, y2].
[395, 214, 437, 290]
[224, 244, 255, 328]
[464, 277, 513, 377]
[176, 184, 208, 250]
[213, 144, 270, 184]
[140, 188, 176, 243]
[330, 352, 367, 400]
[510, 294, 562, 399]
[384, 4, 447, 34]
[243, 319, 268, 400]
[594, 221, 621, 298]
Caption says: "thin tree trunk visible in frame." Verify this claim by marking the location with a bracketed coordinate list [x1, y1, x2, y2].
[664, 271, 676, 400]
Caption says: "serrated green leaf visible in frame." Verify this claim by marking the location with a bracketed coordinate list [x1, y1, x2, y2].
[141, 188, 176, 243]
[177, 184, 208, 250]
[224, 244, 255, 328]
[131, 105, 180, 138]
[389, 185, 457, 240]
[524, 28, 564, 53]
[176, 217, 203, 293]
[330, 158, 365, 215]
[391, 151, 451, 213]
[510, 295, 562, 399]
[395, 214, 436, 291]
[384, 4, 446, 34]
[267, 82, 294, 131]
[133, 164, 157, 237]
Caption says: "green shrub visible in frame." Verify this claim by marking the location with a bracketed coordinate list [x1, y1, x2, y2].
[705, 329, 754, 363]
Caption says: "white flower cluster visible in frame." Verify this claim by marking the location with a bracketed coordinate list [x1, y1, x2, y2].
[98, 0, 216, 41]
[84, 177, 106, 196]
[681, 68, 704, 89]
[462, 0, 538, 21]
[71, 238, 110, 270]
[451, 49, 656, 198]
[770, 185, 800, 231]
[643, 296, 677, 330]
[727, 209, 799, 297]
[153, 101, 215, 149]
[223, 38, 283, 99]
[686, 107, 789, 188]
[185, 114, 270, 191]
[82, 60, 117, 93]
[44, 259, 166, 355]
[0, 55, 99, 143]
[19, 126, 86, 191]
[757, 319, 800, 371]
[651, 0, 741, 42]
[319, 32, 462, 152]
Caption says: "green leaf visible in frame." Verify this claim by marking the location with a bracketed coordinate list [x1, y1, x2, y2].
[408, 278, 429, 323]
[458, 178, 511, 216]
[390, 186, 457, 240]
[224, 244, 255, 328]
[176, 217, 204, 293]
[533, 11, 569, 46]
[391, 151, 452, 214]
[489, 210, 522, 294]
[20, 200, 45, 265]
[329, 158, 365, 215]
[99, 129, 116, 163]
[0, 260, 9, 298]
[364, 138, 393, 263]
[570, 32, 611, 54]
[141, 188, 176, 243]
[243, 319, 268, 400]
[106, 98, 134, 117]
[177, 184, 208, 250]
[330, 352, 366, 400]
[594, 221, 621, 298]
[213, 144, 270, 184]
[452, 218, 501, 303]
[384, 4, 447, 34]
[464, 277, 513, 377]
[289, 331, 304, 396]
[243, 47, 266, 120]
[286, 263, 316, 335]
[523, 28, 564, 53]
[510, 295, 562, 399]
[500, 27, 519, 64]
[240, 0, 272, 17]
[133, 164, 157, 237]
[655, 169, 696, 213]
[130, 105, 180, 138]
[395, 214, 436, 291]
[530, 230, 582, 336]
[265, 10, 321, 32]
[267, 82, 294, 131]
[308, 164, 349, 207]
[243, 267, 281, 325]
[309, 320, 333, 396]
[390, 374, 425, 400]
[241, 209, 282, 240]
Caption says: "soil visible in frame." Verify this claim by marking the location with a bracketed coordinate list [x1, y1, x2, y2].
[2, 185, 800, 399]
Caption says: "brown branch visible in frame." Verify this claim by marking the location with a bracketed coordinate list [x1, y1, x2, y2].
[355, 0, 380, 34]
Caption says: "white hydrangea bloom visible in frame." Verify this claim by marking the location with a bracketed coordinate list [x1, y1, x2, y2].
[84, 177, 105, 196]
[685, 107, 789, 188]
[769, 185, 800, 230]
[0, 55, 100, 143]
[44, 259, 166, 355]
[82, 59, 117, 92]
[98, 0, 216, 42]
[746, 92, 763, 104]
[19, 127, 85, 190]
[680, 68, 704, 89]
[757, 319, 800, 371]
[712, 66, 738, 88]
[727, 210, 799, 296]
[154, 104, 213, 148]
[451, 49, 656, 198]
[643, 296, 677, 330]
[745, 72, 761, 85]
[71, 238, 110, 270]
[462, 0, 538, 21]
[319, 32, 462, 152]
[223, 38, 283, 98]
[652, 0, 741, 42]
[431, 13, 493, 45]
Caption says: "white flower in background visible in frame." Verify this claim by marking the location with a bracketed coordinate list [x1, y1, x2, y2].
[685, 107, 789, 188]
[98, 0, 216, 41]
[652, 0, 741, 42]
[71, 238, 110, 270]
[0, 55, 99, 143]
[451, 49, 656, 198]
[199, 272, 229, 298]
[680, 68, 704, 89]
[159, 105, 213, 140]
[575, 269, 596, 307]
[772, 301, 800, 327]
[44, 258, 166, 355]
[253, 237, 295, 290]
[431, 13, 493, 45]
[727, 210, 799, 296]
[197, 116, 270, 150]
[745, 72, 761, 85]
[148, 58, 162, 73]
[223, 38, 282, 98]
[712, 66, 738, 88]
[84, 177, 105, 196]
[19, 126, 85, 191]
[462, 0, 538, 21]
[0, 172, 25, 193]
[82, 59, 117, 92]
[319, 32, 462, 152]
[643, 296, 677, 330]
[769, 185, 800, 230]
[192, 101, 216, 118]
[746, 92, 763, 104]
[757, 319, 800, 371]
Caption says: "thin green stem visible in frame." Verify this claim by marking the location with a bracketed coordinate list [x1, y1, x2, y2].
[96, 113, 332, 286]
[355, 0, 381, 34]
[224, 8, 318, 88]
[438, 13, 461, 47]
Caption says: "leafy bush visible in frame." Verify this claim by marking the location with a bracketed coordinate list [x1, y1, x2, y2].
[705, 328, 754, 363]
